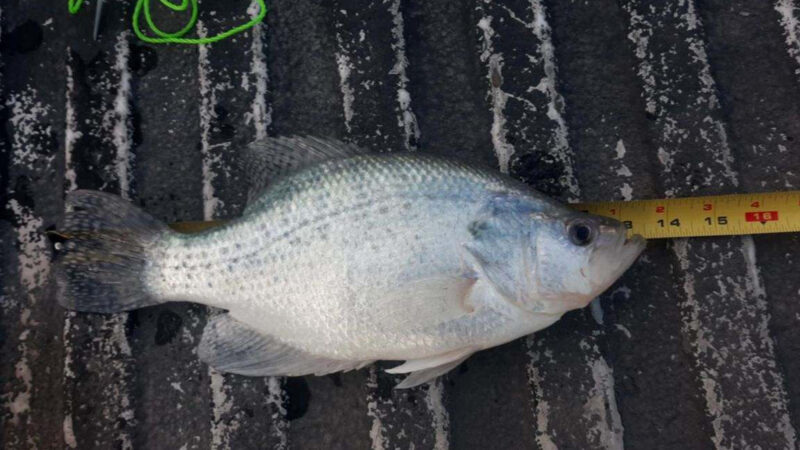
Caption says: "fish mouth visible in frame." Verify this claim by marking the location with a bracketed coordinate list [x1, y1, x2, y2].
[585, 232, 646, 298]
[595, 229, 646, 276]
[624, 233, 646, 249]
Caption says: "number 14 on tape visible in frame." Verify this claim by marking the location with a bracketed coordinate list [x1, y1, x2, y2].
[571, 191, 800, 239]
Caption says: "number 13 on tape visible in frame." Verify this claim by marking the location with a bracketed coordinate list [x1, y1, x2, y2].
[571, 191, 800, 239]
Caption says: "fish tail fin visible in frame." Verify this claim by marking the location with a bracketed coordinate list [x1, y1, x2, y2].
[53, 190, 170, 313]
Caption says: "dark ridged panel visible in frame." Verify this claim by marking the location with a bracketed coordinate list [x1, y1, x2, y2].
[697, 0, 800, 437]
[546, 1, 713, 448]
[618, 0, 796, 447]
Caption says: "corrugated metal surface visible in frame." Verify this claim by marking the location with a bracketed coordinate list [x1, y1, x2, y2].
[1, 0, 800, 448]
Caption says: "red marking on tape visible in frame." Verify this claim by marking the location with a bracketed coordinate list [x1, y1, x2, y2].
[745, 211, 779, 222]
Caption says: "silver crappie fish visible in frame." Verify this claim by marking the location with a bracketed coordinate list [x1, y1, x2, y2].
[55, 137, 645, 388]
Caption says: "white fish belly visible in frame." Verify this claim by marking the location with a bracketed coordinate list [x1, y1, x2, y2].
[250, 197, 480, 357]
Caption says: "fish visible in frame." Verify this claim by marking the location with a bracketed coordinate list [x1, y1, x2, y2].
[54, 136, 646, 388]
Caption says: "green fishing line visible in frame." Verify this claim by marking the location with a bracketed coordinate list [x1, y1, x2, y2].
[68, 0, 268, 45]
[68, 0, 85, 14]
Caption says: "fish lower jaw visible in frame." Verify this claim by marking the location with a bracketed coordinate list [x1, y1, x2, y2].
[588, 233, 646, 287]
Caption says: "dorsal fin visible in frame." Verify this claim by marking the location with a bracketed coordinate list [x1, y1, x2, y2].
[242, 136, 369, 205]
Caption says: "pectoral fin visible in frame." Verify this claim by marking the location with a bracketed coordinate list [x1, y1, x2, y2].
[370, 275, 478, 332]
[198, 314, 372, 376]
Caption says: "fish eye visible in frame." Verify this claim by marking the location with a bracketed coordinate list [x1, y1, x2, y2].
[567, 220, 596, 247]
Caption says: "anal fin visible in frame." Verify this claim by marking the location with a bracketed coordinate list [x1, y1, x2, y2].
[198, 314, 371, 377]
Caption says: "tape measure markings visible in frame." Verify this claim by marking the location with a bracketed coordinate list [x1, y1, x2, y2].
[572, 191, 800, 239]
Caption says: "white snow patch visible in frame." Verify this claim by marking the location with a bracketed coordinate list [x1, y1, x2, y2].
[740, 237, 798, 445]
[615, 164, 632, 177]
[526, 338, 557, 450]
[584, 357, 624, 449]
[657, 147, 674, 173]
[425, 379, 450, 450]
[366, 368, 388, 450]
[266, 377, 289, 448]
[672, 239, 727, 448]
[197, 22, 227, 221]
[105, 316, 135, 450]
[62, 49, 79, 445]
[672, 239, 796, 446]
[65, 51, 80, 191]
[335, 52, 356, 133]
[62, 314, 76, 380]
[530, 0, 580, 199]
[613, 140, 633, 200]
[62, 48, 81, 447]
[110, 32, 134, 199]
[387, 0, 420, 149]
[614, 139, 626, 159]
[4, 232, 37, 425]
[620, 184, 633, 201]
[477, 16, 514, 174]
[7, 200, 49, 294]
[63, 414, 77, 448]
[708, 109, 738, 188]
[625, 9, 657, 115]
[210, 368, 239, 450]
[4, 92, 52, 427]
[6, 89, 54, 168]
[247, 7, 271, 141]
[626, 2, 738, 188]
[776, 0, 800, 77]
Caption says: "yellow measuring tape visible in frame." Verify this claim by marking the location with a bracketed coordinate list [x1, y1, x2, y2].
[167, 191, 800, 240]
[573, 191, 800, 239]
